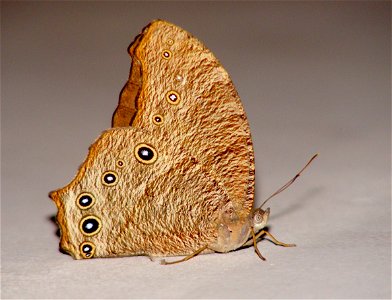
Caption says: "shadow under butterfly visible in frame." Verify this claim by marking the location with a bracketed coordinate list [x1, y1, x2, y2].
[49, 20, 317, 264]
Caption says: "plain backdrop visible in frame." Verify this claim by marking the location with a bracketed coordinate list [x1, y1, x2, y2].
[1, 1, 391, 299]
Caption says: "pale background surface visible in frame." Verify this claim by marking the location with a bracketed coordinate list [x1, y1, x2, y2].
[1, 1, 391, 299]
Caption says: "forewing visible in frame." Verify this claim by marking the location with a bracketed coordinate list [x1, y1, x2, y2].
[113, 20, 255, 214]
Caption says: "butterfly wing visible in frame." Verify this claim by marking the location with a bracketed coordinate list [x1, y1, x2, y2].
[50, 127, 233, 259]
[113, 20, 255, 215]
[51, 21, 256, 259]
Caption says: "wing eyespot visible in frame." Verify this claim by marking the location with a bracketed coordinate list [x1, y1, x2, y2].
[152, 114, 164, 125]
[76, 192, 95, 210]
[80, 241, 95, 259]
[101, 171, 118, 187]
[79, 216, 102, 237]
[134, 143, 158, 164]
[162, 50, 172, 59]
[166, 90, 180, 105]
[116, 159, 125, 168]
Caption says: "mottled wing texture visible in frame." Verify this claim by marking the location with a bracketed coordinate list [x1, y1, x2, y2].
[50, 127, 232, 259]
[50, 20, 256, 259]
[113, 20, 255, 215]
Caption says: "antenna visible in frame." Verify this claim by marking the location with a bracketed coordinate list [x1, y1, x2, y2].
[259, 153, 319, 209]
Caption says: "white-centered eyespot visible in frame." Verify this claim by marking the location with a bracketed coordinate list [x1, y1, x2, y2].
[101, 171, 118, 187]
[80, 241, 96, 259]
[152, 114, 164, 125]
[166, 90, 180, 105]
[134, 143, 158, 164]
[116, 159, 125, 168]
[79, 215, 102, 237]
[76, 192, 95, 210]
[162, 50, 172, 59]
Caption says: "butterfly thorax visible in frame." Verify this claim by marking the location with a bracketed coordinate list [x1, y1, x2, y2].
[208, 205, 271, 253]
[209, 202, 252, 253]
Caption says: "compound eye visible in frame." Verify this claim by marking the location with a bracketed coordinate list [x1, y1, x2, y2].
[79, 216, 102, 236]
[254, 213, 263, 224]
[80, 242, 95, 259]
[253, 212, 263, 223]
[134, 143, 158, 164]
[76, 192, 95, 210]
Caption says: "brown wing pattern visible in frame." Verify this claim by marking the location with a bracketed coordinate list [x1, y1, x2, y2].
[113, 20, 255, 214]
[50, 127, 233, 258]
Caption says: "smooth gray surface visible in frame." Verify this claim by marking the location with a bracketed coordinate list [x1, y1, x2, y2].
[1, 1, 391, 299]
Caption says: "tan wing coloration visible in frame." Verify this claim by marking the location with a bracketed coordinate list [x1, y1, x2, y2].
[50, 20, 258, 260]
[50, 127, 236, 259]
[113, 20, 255, 216]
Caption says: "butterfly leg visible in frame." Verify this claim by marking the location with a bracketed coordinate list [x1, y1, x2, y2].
[251, 227, 267, 260]
[255, 230, 296, 247]
[160, 245, 209, 265]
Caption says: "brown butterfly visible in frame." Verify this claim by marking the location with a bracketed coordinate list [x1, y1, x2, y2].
[49, 20, 316, 264]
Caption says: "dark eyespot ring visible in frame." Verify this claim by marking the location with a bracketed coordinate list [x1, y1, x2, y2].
[162, 50, 172, 59]
[166, 90, 180, 105]
[134, 143, 158, 164]
[116, 159, 125, 168]
[101, 171, 118, 187]
[152, 114, 164, 125]
[76, 192, 95, 210]
[80, 242, 95, 259]
[166, 39, 174, 45]
[79, 216, 102, 236]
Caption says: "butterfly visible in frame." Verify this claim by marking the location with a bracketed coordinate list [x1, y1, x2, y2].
[49, 20, 316, 264]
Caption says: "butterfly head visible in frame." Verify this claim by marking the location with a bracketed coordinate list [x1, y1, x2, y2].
[252, 207, 270, 232]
